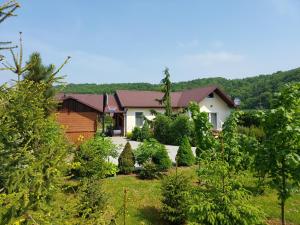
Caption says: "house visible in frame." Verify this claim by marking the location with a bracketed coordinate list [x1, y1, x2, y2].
[56, 86, 235, 143]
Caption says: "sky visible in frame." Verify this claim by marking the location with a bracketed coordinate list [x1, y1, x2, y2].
[1, 0, 300, 84]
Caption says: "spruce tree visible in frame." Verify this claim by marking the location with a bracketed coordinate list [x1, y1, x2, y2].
[157, 68, 172, 117]
[176, 136, 195, 166]
[118, 142, 135, 174]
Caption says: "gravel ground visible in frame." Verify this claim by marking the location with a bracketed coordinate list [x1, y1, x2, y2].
[109, 136, 196, 164]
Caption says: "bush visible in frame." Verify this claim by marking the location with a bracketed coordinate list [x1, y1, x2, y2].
[139, 161, 159, 179]
[140, 120, 152, 141]
[176, 136, 195, 166]
[74, 136, 118, 178]
[153, 114, 172, 144]
[238, 125, 265, 142]
[135, 139, 172, 172]
[126, 131, 132, 139]
[118, 142, 135, 174]
[78, 178, 108, 223]
[131, 127, 142, 141]
[161, 173, 192, 225]
[169, 114, 194, 145]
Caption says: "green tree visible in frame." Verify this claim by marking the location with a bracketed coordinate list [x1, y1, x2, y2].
[135, 139, 172, 171]
[189, 156, 266, 225]
[161, 173, 191, 225]
[255, 83, 300, 225]
[189, 102, 217, 159]
[74, 136, 119, 178]
[140, 120, 152, 141]
[23, 52, 68, 114]
[170, 114, 194, 145]
[153, 113, 172, 144]
[118, 142, 135, 174]
[176, 136, 195, 166]
[0, 80, 69, 224]
[157, 68, 172, 117]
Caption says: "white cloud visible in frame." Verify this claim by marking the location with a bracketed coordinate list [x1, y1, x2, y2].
[181, 51, 244, 67]
[268, 0, 300, 16]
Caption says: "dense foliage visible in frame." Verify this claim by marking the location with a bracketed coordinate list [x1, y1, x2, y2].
[255, 83, 300, 225]
[135, 139, 172, 174]
[131, 121, 152, 141]
[153, 113, 193, 145]
[58, 68, 300, 109]
[0, 80, 69, 224]
[118, 142, 135, 174]
[161, 173, 192, 225]
[189, 102, 217, 159]
[189, 157, 265, 225]
[73, 136, 119, 178]
[176, 136, 195, 166]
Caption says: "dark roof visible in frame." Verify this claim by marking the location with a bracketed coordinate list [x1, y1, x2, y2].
[56, 93, 122, 113]
[116, 86, 234, 108]
[115, 90, 182, 108]
[56, 86, 234, 111]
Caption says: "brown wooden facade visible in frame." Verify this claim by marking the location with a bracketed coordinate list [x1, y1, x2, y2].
[56, 99, 99, 144]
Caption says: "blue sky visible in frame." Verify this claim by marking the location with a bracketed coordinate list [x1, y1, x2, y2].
[1, 0, 300, 84]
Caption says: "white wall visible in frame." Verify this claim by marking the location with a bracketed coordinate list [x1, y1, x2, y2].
[125, 108, 164, 133]
[198, 92, 232, 130]
[124, 92, 232, 133]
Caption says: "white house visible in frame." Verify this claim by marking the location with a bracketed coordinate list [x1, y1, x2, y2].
[57, 86, 235, 140]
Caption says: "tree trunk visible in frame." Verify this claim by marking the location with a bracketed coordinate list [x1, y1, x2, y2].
[281, 159, 286, 225]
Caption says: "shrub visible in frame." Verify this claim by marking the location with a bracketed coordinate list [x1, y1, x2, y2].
[189, 157, 266, 225]
[131, 127, 142, 141]
[169, 114, 194, 145]
[118, 142, 135, 174]
[139, 161, 159, 179]
[126, 131, 132, 140]
[140, 120, 152, 141]
[161, 173, 192, 225]
[135, 139, 172, 171]
[238, 125, 265, 142]
[78, 178, 108, 223]
[74, 136, 118, 178]
[176, 136, 195, 166]
[153, 114, 172, 144]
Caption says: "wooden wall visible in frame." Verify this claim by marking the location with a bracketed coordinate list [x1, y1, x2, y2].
[56, 99, 99, 144]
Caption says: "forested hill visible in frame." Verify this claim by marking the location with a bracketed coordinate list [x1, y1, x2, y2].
[58, 68, 300, 109]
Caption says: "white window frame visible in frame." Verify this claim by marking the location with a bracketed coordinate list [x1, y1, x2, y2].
[208, 112, 218, 129]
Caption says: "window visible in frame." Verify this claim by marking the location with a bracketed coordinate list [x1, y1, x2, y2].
[208, 93, 214, 98]
[135, 112, 144, 127]
[209, 113, 218, 129]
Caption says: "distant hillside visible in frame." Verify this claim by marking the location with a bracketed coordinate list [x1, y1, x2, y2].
[58, 68, 300, 109]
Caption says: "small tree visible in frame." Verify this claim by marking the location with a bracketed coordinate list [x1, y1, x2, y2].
[161, 173, 192, 225]
[189, 102, 217, 160]
[153, 113, 172, 144]
[157, 68, 172, 117]
[131, 126, 142, 141]
[176, 136, 195, 166]
[74, 136, 119, 178]
[118, 142, 135, 174]
[255, 83, 300, 225]
[135, 139, 172, 175]
[170, 114, 194, 145]
[140, 120, 152, 141]
[189, 150, 266, 225]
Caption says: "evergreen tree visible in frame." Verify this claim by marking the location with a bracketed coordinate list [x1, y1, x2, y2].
[161, 173, 191, 225]
[157, 68, 172, 117]
[140, 120, 152, 141]
[118, 142, 135, 174]
[176, 136, 195, 166]
[0, 80, 69, 224]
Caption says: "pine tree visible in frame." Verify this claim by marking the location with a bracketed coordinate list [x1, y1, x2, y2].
[118, 142, 135, 174]
[157, 68, 172, 117]
[176, 136, 195, 166]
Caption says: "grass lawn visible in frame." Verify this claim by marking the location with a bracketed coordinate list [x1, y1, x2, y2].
[102, 166, 300, 225]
